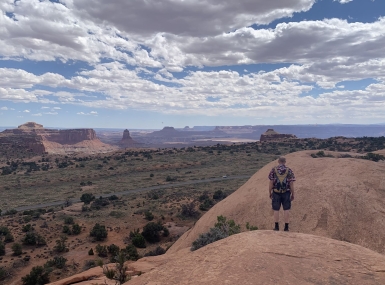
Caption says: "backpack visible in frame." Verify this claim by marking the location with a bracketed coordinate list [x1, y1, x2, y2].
[273, 167, 289, 193]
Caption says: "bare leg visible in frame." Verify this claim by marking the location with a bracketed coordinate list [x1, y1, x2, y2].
[274, 211, 279, 223]
[284, 210, 290, 223]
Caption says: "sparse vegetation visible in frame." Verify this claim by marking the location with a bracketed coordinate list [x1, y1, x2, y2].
[191, 215, 241, 251]
[90, 223, 108, 241]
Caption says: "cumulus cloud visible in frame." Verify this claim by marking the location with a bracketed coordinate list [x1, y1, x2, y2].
[32, 113, 42, 116]
[23, 110, 30, 113]
[0, 107, 8, 110]
[73, 0, 315, 37]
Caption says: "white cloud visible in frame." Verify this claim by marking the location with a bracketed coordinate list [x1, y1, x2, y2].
[41, 106, 50, 109]
[53, 107, 61, 110]
[32, 113, 42, 116]
[0, 107, 8, 110]
[44, 112, 58, 115]
[335, 0, 353, 3]
[23, 110, 30, 113]
[90, 111, 98, 114]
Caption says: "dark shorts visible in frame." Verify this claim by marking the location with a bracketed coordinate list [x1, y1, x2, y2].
[272, 191, 291, 211]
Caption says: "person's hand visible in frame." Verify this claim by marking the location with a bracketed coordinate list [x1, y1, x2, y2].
[269, 192, 273, 199]
[291, 194, 295, 201]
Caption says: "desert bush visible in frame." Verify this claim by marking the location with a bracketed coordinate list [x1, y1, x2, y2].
[213, 190, 227, 201]
[72, 224, 81, 235]
[108, 195, 119, 201]
[142, 222, 168, 243]
[0, 241, 5, 256]
[199, 199, 214, 211]
[191, 227, 227, 251]
[103, 265, 115, 279]
[123, 244, 139, 261]
[80, 193, 95, 204]
[0, 267, 10, 281]
[22, 224, 34, 232]
[90, 223, 108, 241]
[83, 260, 96, 270]
[180, 202, 199, 218]
[46, 256, 67, 269]
[131, 233, 146, 248]
[246, 222, 258, 231]
[21, 266, 50, 285]
[144, 210, 154, 221]
[4, 232, 14, 243]
[95, 244, 108, 257]
[12, 243, 22, 256]
[191, 215, 240, 251]
[0, 226, 9, 236]
[36, 234, 47, 246]
[144, 246, 166, 257]
[22, 232, 37, 245]
[107, 244, 120, 257]
[64, 216, 74, 225]
[91, 197, 110, 210]
[54, 236, 68, 253]
[88, 248, 94, 255]
[62, 225, 71, 234]
[360, 152, 385, 162]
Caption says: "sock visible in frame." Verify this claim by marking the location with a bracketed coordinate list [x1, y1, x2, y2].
[284, 223, 289, 230]
[274, 222, 279, 230]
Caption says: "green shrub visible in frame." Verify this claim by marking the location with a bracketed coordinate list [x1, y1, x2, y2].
[72, 224, 81, 235]
[246, 222, 258, 231]
[21, 266, 50, 285]
[90, 223, 108, 241]
[54, 236, 68, 253]
[64, 216, 74, 225]
[0, 267, 10, 281]
[144, 211, 154, 221]
[80, 193, 95, 204]
[0, 241, 5, 256]
[180, 202, 199, 218]
[62, 225, 71, 234]
[199, 199, 214, 211]
[22, 224, 34, 232]
[131, 232, 146, 248]
[46, 256, 67, 269]
[95, 244, 108, 257]
[142, 222, 167, 243]
[191, 216, 241, 251]
[0, 226, 10, 236]
[144, 246, 166, 257]
[107, 244, 120, 257]
[4, 232, 14, 243]
[123, 244, 139, 261]
[88, 248, 94, 255]
[213, 190, 227, 201]
[12, 243, 22, 256]
[22, 232, 37, 245]
[191, 227, 227, 251]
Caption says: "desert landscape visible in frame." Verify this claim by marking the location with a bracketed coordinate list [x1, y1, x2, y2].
[1, 121, 385, 285]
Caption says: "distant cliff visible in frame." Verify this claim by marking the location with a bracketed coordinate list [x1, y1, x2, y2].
[0, 122, 117, 154]
[118, 129, 142, 148]
[260, 129, 297, 142]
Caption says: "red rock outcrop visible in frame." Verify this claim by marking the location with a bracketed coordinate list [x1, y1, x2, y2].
[1, 122, 117, 154]
[260, 128, 297, 141]
[118, 129, 141, 148]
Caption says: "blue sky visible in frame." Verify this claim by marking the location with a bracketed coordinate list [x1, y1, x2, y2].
[0, 0, 384, 128]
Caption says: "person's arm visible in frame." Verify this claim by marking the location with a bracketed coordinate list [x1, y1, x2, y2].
[290, 181, 295, 201]
[269, 180, 274, 199]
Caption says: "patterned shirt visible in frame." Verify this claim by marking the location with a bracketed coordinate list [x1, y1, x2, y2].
[268, 164, 296, 191]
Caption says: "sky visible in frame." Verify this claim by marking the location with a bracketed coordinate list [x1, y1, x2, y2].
[0, 0, 385, 129]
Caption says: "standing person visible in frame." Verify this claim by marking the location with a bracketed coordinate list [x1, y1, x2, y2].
[268, 156, 296, 231]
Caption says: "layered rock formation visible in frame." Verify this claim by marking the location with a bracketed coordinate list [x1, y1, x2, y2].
[0, 122, 118, 154]
[49, 232, 385, 285]
[169, 150, 385, 254]
[260, 128, 297, 141]
[117, 129, 141, 148]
